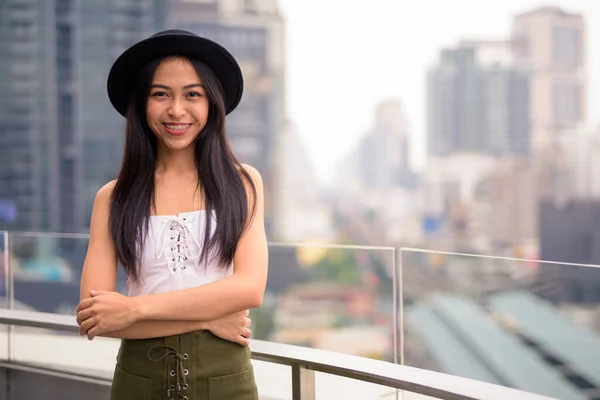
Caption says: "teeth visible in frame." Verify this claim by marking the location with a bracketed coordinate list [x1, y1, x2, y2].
[164, 124, 191, 131]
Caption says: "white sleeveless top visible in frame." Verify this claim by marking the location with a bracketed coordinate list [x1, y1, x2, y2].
[127, 210, 233, 296]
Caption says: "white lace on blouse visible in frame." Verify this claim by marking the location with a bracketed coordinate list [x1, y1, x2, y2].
[127, 210, 233, 296]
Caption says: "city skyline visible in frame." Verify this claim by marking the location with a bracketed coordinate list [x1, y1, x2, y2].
[279, 0, 600, 184]
[0, 0, 285, 235]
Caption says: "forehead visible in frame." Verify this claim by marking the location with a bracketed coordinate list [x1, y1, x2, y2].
[152, 57, 202, 84]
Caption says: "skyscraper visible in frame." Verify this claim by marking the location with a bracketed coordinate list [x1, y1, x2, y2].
[78, 0, 169, 227]
[427, 41, 529, 158]
[512, 6, 586, 147]
[0, 0, 65, 232]
[512, 7, 586, 200]
[168, 0, 285, 236]
[0, 0, 167, 233]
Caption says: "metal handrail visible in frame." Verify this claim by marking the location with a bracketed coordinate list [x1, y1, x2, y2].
[0, 309, 557, 400]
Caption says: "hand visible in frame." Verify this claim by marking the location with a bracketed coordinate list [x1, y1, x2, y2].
[205, 310, 252, 346]
[76, 290, 139, 340]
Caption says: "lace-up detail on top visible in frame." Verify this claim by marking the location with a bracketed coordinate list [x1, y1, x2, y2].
[127, 210, 233, 297]
[155, 215, 202, 274]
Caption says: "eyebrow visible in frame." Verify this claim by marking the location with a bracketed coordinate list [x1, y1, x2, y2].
[150, 83, 204, 90]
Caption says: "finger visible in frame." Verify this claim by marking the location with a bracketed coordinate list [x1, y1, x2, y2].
[237, 336, 250, 346]
[86, 325, 101, 340]
[76, 310, 88, 326]
[245, 318, 251, 327]
[78, 316, 91, 334]
[244, 309, 249, 317]
[242, 328, 252, 338]
[79, 317, 96, 334]
[76, 308, 94, 325]
[76, 298, 94, 312]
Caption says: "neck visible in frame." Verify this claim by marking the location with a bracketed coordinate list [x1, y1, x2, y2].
[156, 143, 197, 175]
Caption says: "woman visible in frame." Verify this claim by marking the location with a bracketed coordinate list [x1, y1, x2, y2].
[76, 30, 267, 400]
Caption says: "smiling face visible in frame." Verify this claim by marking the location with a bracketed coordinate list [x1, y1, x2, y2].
[146, 56, 210, 152]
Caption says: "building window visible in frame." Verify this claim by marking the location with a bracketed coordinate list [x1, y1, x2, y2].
[552, 26, 582, 70]
[553, 82, 582, 126]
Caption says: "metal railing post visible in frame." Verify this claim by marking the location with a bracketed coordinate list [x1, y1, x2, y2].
[291, 364, 315, 400]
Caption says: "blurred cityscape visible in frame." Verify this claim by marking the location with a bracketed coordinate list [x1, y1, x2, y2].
[1, 1, 600, 399]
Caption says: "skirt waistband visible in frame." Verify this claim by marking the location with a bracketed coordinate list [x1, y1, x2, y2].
[114, 330, 253, 399]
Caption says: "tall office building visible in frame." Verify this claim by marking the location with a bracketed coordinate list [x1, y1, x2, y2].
[512, 7, 586, 200]
[0, 0, 167, 233]
[0, 1, 61, 231]
[169, 0, 285, 236]
[512, 7, 586, 147]
[78, 0, 169, 226]
[427, 41, 529, 158]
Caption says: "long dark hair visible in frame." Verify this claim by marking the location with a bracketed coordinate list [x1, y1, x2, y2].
[109, 55, 256, 282]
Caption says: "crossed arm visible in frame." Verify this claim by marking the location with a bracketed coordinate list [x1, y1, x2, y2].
[77, 166, 268, 344]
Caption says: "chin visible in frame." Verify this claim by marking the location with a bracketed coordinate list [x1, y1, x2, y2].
[164, 139, 196, 151]
[157, 129, 200, 151]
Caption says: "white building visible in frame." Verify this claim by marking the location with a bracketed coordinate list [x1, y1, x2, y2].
[512, 6, 586, 146]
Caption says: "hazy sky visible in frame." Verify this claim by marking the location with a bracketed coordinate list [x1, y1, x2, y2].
[278, 0, 600, 183]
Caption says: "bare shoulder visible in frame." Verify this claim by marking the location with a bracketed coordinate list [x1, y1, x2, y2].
[92, 180, 117, 214]
[96, 180, 116, 200]
[237, 164, 264, 211]
[238, 163, 262, 183]
[238, 163, 263, 190]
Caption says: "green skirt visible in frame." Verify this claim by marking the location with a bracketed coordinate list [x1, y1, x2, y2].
[110, 330, 259, 400]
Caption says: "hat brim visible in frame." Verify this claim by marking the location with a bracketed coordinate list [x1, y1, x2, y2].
[107, 34, 243, 117]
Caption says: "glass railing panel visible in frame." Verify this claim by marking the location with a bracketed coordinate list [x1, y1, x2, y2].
[8, 232, 96, 315]
[400, 248, 600, 400]
[260, 243, 398, 363]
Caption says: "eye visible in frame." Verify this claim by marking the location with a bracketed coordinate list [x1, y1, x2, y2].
[187, 91, 203, 98]
[151, 91, 168, 97]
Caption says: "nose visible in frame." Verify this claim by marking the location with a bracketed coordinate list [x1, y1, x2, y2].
[167, 97, 186, 118]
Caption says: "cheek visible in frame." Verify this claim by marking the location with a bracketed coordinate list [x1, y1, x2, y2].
[146, 104, 162, 128]
[193, 101, 210, 122]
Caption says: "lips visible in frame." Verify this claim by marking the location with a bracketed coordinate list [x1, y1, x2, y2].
[162, 123, 193, 136]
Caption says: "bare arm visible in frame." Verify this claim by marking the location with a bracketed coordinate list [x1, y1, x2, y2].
[79, 182, 208, 339]
[132, 165, 268, 322]
[98, 320, 206, 339]
[99, 310, 252, 345]
[79, 181, 119, 302]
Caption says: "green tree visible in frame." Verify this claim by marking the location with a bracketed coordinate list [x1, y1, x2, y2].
[307, 249, 361, 285]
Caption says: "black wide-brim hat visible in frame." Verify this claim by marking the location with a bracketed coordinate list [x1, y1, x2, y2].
[107, 29, 243, 117]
